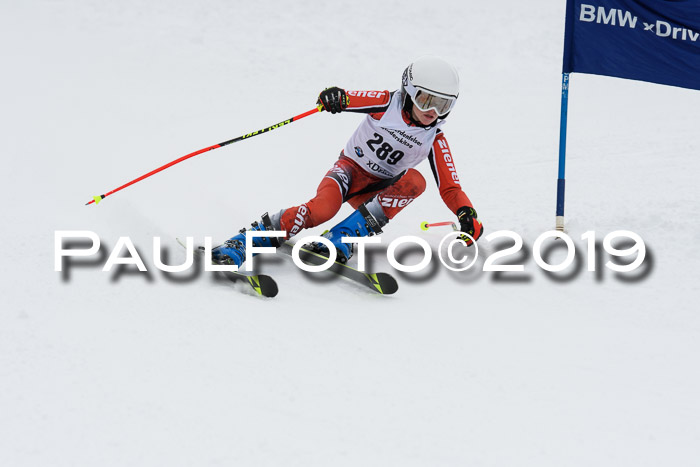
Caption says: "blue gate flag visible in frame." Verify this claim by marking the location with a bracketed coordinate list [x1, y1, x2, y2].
[563, 0, 700, 91]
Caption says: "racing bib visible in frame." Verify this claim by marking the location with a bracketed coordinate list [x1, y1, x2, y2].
[344, 92, 444, 179]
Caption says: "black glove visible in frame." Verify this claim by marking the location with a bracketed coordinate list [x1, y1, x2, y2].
[317, 87, 348, 114]
[456, 206, 483, 246]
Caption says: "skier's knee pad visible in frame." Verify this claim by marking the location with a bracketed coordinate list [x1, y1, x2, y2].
[372, 169, 426, 220]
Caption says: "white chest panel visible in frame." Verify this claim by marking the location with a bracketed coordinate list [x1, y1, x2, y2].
[344, 93, 444, 179]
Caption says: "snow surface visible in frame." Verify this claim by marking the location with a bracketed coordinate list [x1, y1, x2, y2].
[2, 1, 700, 466]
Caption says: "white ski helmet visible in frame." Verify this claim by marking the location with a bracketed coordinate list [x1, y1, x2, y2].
[401, 56, 459, 116]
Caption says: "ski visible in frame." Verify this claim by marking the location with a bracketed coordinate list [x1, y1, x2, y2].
[176, 238, 279, 298]
[277, 242, 399, 295]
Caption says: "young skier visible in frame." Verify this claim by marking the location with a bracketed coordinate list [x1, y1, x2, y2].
[211, 56, 483, 266]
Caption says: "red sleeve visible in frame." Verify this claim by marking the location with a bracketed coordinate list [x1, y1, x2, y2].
[428, 132, 473, 214]
[344, 90, 392, 115]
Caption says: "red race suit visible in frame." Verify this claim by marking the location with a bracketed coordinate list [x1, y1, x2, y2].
[280, 89, 475, 238]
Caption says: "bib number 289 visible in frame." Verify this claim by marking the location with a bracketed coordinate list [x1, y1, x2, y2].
[366, 133, 404, 165]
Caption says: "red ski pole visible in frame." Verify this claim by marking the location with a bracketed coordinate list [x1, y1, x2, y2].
[420, 220, 457, 231]
[85, 106, 323, 205]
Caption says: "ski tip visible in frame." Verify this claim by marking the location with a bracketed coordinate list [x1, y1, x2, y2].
[370, 273, 399, 295]
[251, 275, 279, 298]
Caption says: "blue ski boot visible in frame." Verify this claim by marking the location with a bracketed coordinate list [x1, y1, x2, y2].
[309, 203, 387, 264]
[212, 213, 280, 267]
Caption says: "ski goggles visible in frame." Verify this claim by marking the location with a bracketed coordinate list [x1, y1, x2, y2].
[413, 88, 457, 116]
